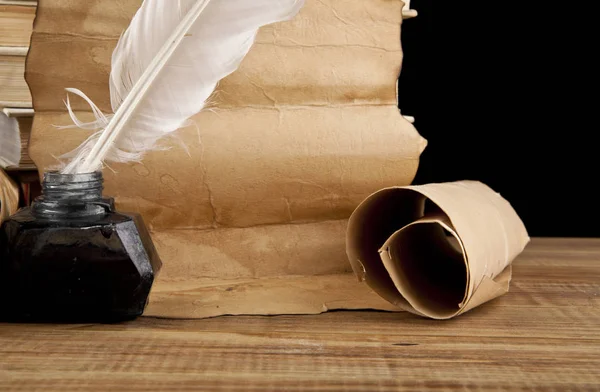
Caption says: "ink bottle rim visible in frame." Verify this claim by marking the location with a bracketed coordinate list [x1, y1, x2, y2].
[31, 171, 111, 219]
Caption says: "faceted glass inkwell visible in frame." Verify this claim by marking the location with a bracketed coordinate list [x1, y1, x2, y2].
[0, 171, 161, 322]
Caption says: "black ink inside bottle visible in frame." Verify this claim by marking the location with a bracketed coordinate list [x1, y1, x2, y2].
[0, 171, 162, 323]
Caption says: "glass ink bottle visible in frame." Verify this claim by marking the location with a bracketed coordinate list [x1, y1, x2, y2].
[0, 171, 161, 322]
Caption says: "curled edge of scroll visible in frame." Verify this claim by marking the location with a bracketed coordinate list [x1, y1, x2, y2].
[402, 0, 418, 19]
[346, 180, 530, 319]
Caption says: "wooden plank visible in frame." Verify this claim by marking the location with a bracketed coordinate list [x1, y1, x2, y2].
[0, 238, 599, 391]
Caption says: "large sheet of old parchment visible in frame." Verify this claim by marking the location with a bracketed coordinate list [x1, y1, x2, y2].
[26, 0, 425, 317]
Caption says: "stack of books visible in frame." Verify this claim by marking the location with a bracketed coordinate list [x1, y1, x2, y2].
[0, 0, 34, 108]
[0, 0, 39, 205]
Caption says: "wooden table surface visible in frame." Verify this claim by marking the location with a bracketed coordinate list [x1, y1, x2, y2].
[1, 237, 599, 391]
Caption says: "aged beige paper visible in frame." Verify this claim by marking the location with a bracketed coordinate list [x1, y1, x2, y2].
[26, 0, 424, 317]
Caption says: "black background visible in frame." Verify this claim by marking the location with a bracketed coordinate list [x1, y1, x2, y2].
[398, 0, 597, 237]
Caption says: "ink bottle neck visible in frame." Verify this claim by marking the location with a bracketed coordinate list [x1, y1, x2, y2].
[31, 171, 113, 218]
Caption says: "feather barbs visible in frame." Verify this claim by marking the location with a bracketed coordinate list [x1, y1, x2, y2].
[57, 0, 305, 174]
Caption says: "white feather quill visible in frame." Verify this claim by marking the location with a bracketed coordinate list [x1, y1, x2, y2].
[60, 0, 304, 174]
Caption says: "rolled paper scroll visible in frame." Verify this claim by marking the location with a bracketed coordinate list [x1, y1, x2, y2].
[0, 168, 19, 225]
[346, 181, 530, 319]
